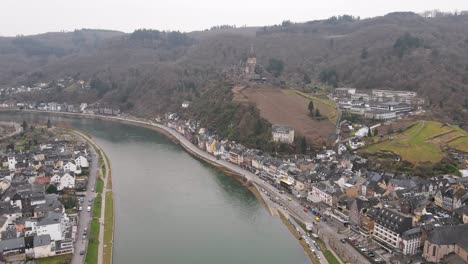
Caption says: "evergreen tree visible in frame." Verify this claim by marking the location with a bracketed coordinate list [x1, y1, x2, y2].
[21, 120, 28, 131]
[308, 101, 314, 113]
[300, 136, 307, 154]
[303, 73, 311, 84]
[46, 184, 57, 194]
[315, 109, 321, 117]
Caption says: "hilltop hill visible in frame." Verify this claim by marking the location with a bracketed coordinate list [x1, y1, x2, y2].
[1, 13, 468, 147]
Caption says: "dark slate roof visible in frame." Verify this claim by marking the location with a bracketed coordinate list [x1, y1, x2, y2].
[34, 234, 51, 247]
[401, 227, 422, 240]
[0, 237, 25, 252]
[1, 228, 17, 240]
[373, 208, 413, 234]
[427, 223, 468, 251]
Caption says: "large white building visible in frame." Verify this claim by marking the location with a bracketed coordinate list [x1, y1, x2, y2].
[74, 155, 89, 168]
[7, 155, 16, 172]
[272, 125, 295, 144]
[307, 181, 338, 207]
[50, 172, 75, 191]
[28, 212, 70, 241]
[370, 208, 418, 255]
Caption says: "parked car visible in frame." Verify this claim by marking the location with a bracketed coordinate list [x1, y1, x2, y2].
[80, 250, 85, 255]
[340, 238, 346, 243]
[78, 206, 83, 211]
[87, 206, 91, 212]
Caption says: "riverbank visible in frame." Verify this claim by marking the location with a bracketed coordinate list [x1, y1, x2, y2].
[62, 127, 113, 264]
[3, 109, 313, 262]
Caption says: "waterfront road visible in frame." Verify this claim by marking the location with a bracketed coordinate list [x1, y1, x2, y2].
[12, 111, 370, 264]
[72, 136, 98, 264]
[142, 122, 370, 264]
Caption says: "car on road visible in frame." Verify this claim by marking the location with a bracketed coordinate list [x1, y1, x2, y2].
[78, 206, 83, 211]
[303, 208, 308, 212]
[80, 250, 85, 255]
[374, 258, 384, 263]
[87, 206, 91, 212]
[340, 238, 346, 243]
[82, 235, 86, 240]
[91, 188, 95, 192]
[288, 197, 292, 201]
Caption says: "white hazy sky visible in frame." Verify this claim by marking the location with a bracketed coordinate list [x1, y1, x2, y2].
[2, 0, 468, 36]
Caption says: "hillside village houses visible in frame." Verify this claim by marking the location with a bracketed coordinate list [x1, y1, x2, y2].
[0, 136, 90, 262]
[163, 111, 468, 263]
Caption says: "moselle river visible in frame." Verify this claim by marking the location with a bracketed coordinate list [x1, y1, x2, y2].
[0, 112, 310, 264]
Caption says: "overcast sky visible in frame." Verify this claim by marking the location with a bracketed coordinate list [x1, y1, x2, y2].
[2, 0, 468, 36]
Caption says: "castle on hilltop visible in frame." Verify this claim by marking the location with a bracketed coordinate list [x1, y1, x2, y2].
[245, 44, 256, 76]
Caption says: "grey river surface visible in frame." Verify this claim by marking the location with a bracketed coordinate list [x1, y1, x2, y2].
[0, 112, 310, 264]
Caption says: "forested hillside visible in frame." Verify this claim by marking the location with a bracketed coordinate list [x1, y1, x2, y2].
[1, 12, 468, 145]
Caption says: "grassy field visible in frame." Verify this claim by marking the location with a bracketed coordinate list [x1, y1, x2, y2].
[96, 177, 104, 194]
[240, 87, 335, 145]
[92, 194, 102, 219]
[37, 254, 72, 264]
[323, 250, 340, 264]
[316, 238, 340, 264]
[85, 219, 100, 264]
[292, 90, 338, 123]
[363, 121, 468, 163]
[103, 192, 114, 264]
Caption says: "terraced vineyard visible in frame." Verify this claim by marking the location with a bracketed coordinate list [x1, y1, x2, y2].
[363, 121, 468, 164]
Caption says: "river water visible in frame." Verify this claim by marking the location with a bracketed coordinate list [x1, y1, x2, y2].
[0, 112, 310, 264]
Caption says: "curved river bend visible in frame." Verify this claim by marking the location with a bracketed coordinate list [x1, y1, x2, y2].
[0, 112, 310, 264]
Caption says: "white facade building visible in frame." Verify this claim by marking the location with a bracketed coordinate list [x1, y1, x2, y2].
[272, 125, 295, 144]
[74, 155, 89, 168]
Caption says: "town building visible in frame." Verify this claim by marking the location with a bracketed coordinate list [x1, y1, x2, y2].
[423, 223, 468, 263]
[272, 124, 295, 144]
[370, 208, 415, 254]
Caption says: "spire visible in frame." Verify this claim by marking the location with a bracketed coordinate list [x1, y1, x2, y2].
[249, 44, 255, 57]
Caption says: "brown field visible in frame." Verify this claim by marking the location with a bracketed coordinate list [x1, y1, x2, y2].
[240, 87, 335, 146]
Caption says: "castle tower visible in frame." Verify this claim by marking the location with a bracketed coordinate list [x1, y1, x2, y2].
[245, 44, 257, 75]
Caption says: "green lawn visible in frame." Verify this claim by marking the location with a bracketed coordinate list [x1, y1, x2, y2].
[323, 250, 340, 264]
[364, 121, 468, 164]
[92, 194, 102, 219]
[95, 177, 104, 194]
[37, 254, 72, 264]
[103, 192, 114, 264]
[85, 219, 100, 264]
[316, 238, 340, 264]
